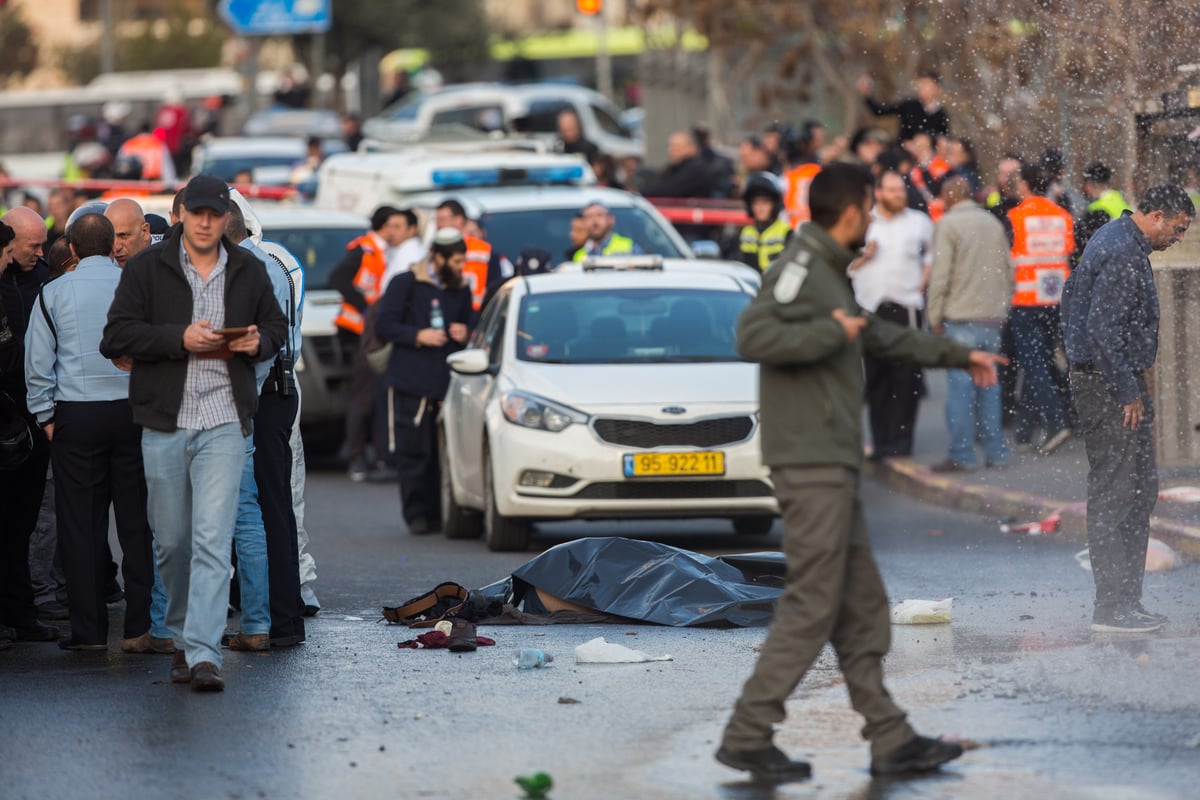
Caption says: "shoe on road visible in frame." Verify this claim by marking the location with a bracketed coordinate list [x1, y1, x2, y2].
[169, 650, 191, 684]
[1132, 604, 1168, 625]
[870, 735, 964, 776]
[300, 584, 320, 617]
[0, 624, 16, 650]
[58, 636, 107, 652]
[121, 632, 176, 654]
[14, 620, 59, 642]
[37, 600, 70, 621]
[447, 619, 478, 652]
[929, 459, 972, 474]
[715, 745, 812, 782]
[347, 458, 368, 482]
[1039, 428, 1072, 455]
[223, 632, 269, 652]
[1092, 607, 1165, 633]
[190, 662, 225, 692]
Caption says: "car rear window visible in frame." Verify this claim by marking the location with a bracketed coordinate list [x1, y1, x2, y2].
[516, 288, 749, 364]
[480, 206, 686, 262]
[262, 226, 360, 291]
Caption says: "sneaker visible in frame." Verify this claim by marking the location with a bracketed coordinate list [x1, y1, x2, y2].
[715, 744, 812, 783]
[347, 458, 368, 482]
[1091, 607, 1164, 633]
[1039, 428, 1072, 455]
[1131, 604, 1168, 625]
[870, 735, 964, 776]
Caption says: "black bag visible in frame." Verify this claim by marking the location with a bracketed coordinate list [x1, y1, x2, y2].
[0, 390, 34, 471]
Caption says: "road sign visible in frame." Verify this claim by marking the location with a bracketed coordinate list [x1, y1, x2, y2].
[219, 0, 332, 36]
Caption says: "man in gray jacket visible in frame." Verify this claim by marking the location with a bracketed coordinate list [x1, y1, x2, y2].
[926, 175, 1015, 470]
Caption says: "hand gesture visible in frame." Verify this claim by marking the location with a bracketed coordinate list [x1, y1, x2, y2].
[832, 308, 868, 343]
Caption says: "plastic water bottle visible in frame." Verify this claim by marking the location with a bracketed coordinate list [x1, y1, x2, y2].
[513, 649, 554, 669]
[429, 298, 445, 331]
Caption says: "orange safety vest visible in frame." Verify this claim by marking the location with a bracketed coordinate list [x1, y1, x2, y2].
[118, 134, 167, 181]
[463, 235, 491, 311]
[783, 163, 822, 229]
[1008, 197, 1075, 307]
[333, 233, 388, 334]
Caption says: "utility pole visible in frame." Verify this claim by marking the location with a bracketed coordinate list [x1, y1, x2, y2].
[100, 0, 116, 74]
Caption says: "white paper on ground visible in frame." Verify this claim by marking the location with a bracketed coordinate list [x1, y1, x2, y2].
[891, 598, 953, 624]
[574, 636, 673, 663]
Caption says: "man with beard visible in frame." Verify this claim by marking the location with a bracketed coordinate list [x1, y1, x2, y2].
[715, 163, 1005, 782]
[373, 229, 474, 536]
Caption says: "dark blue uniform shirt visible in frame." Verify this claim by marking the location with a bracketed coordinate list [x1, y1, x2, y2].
[1061, 213, 1158, 405]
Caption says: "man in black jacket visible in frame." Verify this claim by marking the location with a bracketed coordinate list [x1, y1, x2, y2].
[101, 174, 287, 691]
[858, 71, 950, 143]
[374, 228, 473, 536]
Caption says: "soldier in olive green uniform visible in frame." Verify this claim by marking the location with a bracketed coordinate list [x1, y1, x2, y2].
[716, 164, 1005, 782]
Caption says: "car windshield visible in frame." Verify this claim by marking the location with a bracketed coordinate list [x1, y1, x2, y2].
[480, 206, 686, 262]
[383, 92, 427, 121]
[261, 226, 360, 290]
[202, 155, 299, 181]
[516, 288, 749, 364]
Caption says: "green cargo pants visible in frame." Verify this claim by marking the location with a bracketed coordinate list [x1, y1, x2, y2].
[721, 466, 915, 757]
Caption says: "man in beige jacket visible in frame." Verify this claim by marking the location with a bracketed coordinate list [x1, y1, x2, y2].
[926, 175, 1015, 471]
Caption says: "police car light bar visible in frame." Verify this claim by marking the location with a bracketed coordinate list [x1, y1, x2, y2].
[430, 164, 586, 189]
[581, 255, 664, 271]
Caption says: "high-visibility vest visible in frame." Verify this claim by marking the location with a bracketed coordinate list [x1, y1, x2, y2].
[1087, 189, 1131, 220]
[463, 235, 492, 311]
[1009, 197, 1074, 307]
[333, 233, 388, 334]
[572, 232, 636, 262]
[783, 163, 822, 229]
[118, 133, 168, 180]
[738, 219, 791, 272]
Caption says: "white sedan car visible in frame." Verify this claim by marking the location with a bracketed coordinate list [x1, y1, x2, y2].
[440, 256, 778, 551]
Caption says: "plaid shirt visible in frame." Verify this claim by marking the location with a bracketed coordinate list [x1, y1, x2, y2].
[177, 242, 240, 431]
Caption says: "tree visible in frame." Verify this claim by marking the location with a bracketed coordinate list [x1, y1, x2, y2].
[640, 0, 1200, 193]
[320, 0, 489, 78]
[0, 4, 38, 85]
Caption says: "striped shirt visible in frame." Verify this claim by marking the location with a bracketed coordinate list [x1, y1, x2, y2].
[177, 242, 239, 431]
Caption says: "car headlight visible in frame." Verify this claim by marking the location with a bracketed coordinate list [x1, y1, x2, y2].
[500, 391, 587, 433]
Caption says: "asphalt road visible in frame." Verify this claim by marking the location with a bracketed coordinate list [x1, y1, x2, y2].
[2, 468, 1199, 800]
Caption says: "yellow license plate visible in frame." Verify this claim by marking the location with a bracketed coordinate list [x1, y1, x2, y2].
[623, 451, 725, 477]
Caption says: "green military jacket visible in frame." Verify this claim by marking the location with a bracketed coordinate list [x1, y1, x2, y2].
[737, 222, 973, 471]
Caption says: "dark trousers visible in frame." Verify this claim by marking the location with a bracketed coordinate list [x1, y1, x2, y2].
[254, 388, 305, 641]
[1010, 305, 1067, 443]
[51, 400, 153, 643]
[722, 466, 914, 756]
[392, 391, 440, 527]
[340, 329, 382, 464]
[1071, 370, 1157, 612]
[0, 422, 49, 629]
[865, 302, 923, 458]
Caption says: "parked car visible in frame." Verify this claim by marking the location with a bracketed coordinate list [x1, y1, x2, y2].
[242, 107, 344, 139]
[440, 255, 775, 551]
[191, 136, 347, 185]
[363, 82, 644, 159]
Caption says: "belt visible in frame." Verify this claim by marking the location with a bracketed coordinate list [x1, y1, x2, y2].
[1069, 361, 1099, 373]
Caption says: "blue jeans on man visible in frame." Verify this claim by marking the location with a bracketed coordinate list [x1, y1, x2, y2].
[233, 435, 271, 636]
[943, 322, 1008, 468]
[1009, 305, 1067, 444]
[141, 423, 245, 668]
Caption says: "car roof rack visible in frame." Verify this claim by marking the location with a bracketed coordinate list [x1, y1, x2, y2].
[580, 255, 664, 272]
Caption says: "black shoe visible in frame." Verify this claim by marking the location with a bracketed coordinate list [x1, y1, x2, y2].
[37, 600, 70, 621]
[105, 586, 125, 604]
[870, 735, 964, 776]
[347, 458, 368, 482]
[58, 636, 107, 652]
[1131, 604, 1168, 626]
[14, 620, 59, 642]
[929, 459, 972, 473]
[715, 745, 812, 783]
[407, 518, 434, 536]
[1092, 607, 1164, 633]
[0, 624, 16, 650]
[366, 465, 398, 483]
[270, 632, 306, 648]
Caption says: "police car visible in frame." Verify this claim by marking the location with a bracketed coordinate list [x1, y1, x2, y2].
[439, 255, 776, 551]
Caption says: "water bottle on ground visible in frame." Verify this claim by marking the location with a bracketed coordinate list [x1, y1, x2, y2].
[513, 648, 554, 669]
[429, 298, 445, 331]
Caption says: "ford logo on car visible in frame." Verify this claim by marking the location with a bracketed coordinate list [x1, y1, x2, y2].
[662, 406, 687, 415]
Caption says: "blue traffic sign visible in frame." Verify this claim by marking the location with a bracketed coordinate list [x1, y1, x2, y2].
[219, 0, 332, 36]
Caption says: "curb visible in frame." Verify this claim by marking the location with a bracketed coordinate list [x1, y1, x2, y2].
[866, 457, 1200, 561]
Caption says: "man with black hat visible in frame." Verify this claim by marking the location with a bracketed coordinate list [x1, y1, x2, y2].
[101, 174, 287, 691]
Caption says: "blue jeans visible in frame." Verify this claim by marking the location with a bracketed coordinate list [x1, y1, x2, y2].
[233, 435, 271, 635]
[142, 423, 245, 668]
[149, 557, 171, 639]
[943, 322, 1008, 467]
[1009, 306, 1067, 443]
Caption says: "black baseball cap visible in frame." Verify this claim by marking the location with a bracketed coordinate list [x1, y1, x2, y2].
[182, 174, 231, 214]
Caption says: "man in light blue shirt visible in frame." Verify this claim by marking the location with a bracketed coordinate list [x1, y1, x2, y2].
[24, 213, 156, 651]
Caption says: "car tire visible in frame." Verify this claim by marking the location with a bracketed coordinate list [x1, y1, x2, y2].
[439, 428, 481, 539]
[483, 442, 530, 552]
[732, 516, 775, 536]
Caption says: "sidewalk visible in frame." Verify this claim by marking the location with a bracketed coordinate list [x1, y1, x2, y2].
[866, 372, 1200, 560]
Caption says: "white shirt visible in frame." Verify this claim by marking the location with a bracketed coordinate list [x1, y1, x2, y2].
[381, 237, 427, 293]
[852, 207, 933, 312]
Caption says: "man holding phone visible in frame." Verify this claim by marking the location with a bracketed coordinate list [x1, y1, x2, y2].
[101, 174, 287, 692]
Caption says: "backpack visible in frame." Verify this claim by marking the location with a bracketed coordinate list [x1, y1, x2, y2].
[362, 273, 416, 376]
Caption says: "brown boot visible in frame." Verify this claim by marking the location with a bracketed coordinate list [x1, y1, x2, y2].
[169, 650, 190, 683]
[121, 632, 176, 654]
[223, 632, 269, 652]
[190, 662, 224, 692]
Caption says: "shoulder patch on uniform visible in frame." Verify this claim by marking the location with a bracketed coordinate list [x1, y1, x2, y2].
[773, 251, 811, 304]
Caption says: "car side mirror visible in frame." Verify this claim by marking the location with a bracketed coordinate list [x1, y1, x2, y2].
[447, 348, 492, 375]
[691, 240, 722, 259]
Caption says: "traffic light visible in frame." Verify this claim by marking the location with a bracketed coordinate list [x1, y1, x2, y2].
[576, 0, 601, 15]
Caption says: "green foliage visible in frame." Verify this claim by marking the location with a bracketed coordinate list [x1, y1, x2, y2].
[0, 4, 39, 82]
[322, 0, 490, 70]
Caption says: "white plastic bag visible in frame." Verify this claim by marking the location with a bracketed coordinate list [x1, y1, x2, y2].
[890, 598, 953, 625]
[574, 637, 673, 664]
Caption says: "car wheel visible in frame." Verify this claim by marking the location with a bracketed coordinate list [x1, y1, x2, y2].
[439, 428, 481, 539]
[483, 442, 530, 552]
[732, 516, 775, 536]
